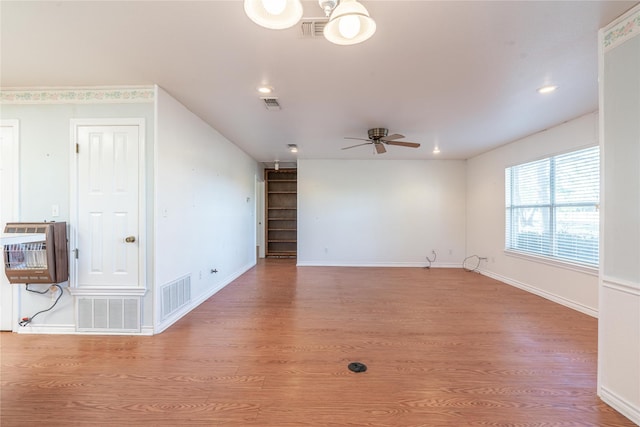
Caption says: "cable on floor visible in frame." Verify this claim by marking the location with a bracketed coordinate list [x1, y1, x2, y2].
[425, 250, 437, 269]
[19, 284, 64, 327]
[463, 255, 487, 272]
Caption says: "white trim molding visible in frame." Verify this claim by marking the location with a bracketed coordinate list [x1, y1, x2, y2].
[68, 287, 148, 297]
[0, 86, 155, 104]
[603, 5, 640, 52]
[599, 386, 640, 426]
[16, 324, 76, 335]
[296, 261, 461, 268]
[13, 323, 152, 336]
[480, 269, 598, 318]
[601, 275, 640, 296]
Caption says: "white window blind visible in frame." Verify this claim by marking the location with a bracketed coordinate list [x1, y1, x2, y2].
[505, 146, 599, 267]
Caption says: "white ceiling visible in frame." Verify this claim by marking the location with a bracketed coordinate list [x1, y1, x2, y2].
[1, 1, 637, 162]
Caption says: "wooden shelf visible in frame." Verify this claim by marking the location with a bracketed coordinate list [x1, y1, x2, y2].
[265, 168, 297, 258]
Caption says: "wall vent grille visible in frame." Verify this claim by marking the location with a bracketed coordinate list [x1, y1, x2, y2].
[301, 19, 328, 38]
[161, 275, 191, 321]
[77, 297, 140, 333]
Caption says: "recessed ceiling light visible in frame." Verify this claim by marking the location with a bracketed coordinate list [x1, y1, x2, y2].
[288, 144, 298, 153]
[433, 147, 441, 154]
[257, 86, 273, 94]
[537, 85, 558, 94]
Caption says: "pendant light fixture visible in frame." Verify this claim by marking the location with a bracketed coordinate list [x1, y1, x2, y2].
[244, 0, 376, 45]
[323, 0, 376, 45]
[244, 0, 303, 30]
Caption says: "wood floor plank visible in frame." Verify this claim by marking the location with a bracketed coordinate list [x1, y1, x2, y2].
[1, 260, 635, 426]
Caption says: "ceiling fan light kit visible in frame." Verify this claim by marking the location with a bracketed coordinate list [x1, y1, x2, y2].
[342, 128, 421, 155]
[244, 0, 375, 45]
[323, 0, 376, 45]
[243, 0, 304, 30]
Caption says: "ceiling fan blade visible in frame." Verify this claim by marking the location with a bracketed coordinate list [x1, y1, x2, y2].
[375, 143, 387, 154]
[342, 142, 372, 150]
[381, 133, 405, 141]
[385, 141, 421, 148]
[344, 137, 370, 141]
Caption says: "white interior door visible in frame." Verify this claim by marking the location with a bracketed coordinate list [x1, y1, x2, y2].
[0, 120, 20, 331]
[74, 123, 141, 288]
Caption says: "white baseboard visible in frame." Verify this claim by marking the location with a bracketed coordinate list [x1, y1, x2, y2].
[599, 386, 640, 426]
[480, 269, 598, 318]
[16, 323, 76, 334]
[296, 261, 460, 268]
[16, 323, 155, 336]
[154, 261, 256, 334]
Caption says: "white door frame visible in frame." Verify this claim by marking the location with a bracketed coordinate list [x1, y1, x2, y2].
[0, 119, 20, 331]
[69, 118, 147, 294]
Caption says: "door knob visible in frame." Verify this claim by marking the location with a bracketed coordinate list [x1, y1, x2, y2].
[125, 236, 136, 243]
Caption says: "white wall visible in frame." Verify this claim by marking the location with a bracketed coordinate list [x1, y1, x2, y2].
[598, 6, 640, 424]
[0, 89, 259, 334]
[298, 159, 466, 267]
[466, 112, 599, 316]
[154, 87, 259, 331]
[0, 102, 155, 331]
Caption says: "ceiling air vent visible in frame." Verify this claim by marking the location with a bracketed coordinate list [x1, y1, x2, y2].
[261, 97, 281, 111]
[300, 19, 328, 38]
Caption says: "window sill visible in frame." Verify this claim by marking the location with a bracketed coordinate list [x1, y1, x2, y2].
[504, 250, 598, 277]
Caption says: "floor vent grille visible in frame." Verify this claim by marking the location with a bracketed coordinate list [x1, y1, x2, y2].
[77, 297, 140, 333]
[161, 275, 191, 321]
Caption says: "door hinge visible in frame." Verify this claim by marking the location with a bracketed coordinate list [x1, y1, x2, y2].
[74, 248, 79, 259]
[75, 143, 79, 153]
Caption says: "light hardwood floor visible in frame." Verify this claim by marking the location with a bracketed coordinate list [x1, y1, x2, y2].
[1, 260, 635, 426]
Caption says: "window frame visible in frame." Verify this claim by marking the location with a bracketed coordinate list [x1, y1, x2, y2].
[504, 145, 600, 272]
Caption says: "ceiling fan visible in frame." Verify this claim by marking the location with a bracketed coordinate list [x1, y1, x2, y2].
[342, 128, 421, 154]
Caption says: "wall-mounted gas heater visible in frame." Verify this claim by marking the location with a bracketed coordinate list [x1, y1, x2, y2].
[3, 222, 68, 284]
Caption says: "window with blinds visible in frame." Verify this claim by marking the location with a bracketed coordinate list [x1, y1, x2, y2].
[505, 146, 600, 267]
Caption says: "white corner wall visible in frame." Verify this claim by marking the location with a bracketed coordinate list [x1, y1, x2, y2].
[0, 101, 155, 333]
[297, 159, 466, 267]
[466, 112, 600, 316]
[154, 87, 258, 332]
[598, 5, 640, 424]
